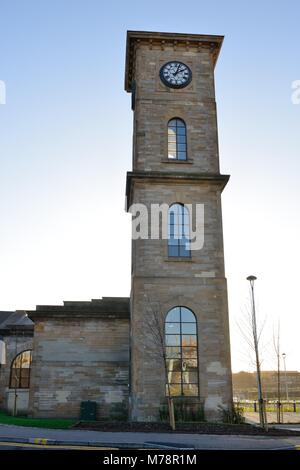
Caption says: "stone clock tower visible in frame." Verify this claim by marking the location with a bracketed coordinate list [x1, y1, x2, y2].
[125, 31, 232, 421]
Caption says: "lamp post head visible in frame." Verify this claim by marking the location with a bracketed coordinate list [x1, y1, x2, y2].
[247, 275, 257, 288]
[282, 353, 286, 358]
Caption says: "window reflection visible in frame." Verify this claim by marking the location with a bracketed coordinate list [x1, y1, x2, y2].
[165, 307, 199, 397]
[168, 204, 191, 258]
[9, 350, 32, 389]
[168, 118, 187, 160]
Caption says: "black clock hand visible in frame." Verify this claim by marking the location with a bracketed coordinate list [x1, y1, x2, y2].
[174, 64, 181, 76]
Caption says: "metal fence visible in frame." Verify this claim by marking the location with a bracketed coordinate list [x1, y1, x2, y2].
[235, 400, 300, 413]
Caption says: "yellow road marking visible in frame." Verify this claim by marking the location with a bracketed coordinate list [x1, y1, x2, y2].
[0, 441, 117, 450]
[34, 438, 48, 445]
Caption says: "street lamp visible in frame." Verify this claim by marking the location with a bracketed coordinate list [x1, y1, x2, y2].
[246, 275, 266, 428]
[282, 353, 289, 402]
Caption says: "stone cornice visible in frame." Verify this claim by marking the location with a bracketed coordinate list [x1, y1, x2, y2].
[125, 171, 230, 210]
[125, 30, 224, 92]
[28, 311, 129, 321]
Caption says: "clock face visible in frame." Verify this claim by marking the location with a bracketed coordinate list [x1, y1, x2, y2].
[160, 61, 192, 89]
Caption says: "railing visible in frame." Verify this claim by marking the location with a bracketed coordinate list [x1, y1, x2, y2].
[235, 400, 300, 413]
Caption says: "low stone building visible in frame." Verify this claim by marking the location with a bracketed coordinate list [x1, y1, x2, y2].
[28, 298, 130, 420]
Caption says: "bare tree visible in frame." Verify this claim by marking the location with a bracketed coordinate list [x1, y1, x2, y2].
[143, 296, 175, 430]
[236, 303, 267, 372]
[236, 280, 268, 429]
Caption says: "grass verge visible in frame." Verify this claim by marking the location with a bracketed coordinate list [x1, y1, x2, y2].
[0, 411, 77, 429]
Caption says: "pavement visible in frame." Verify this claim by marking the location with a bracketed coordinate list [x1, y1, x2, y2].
[1, 423, 300, 450]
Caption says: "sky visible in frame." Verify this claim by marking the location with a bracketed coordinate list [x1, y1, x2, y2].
[0, 0, 299, 373]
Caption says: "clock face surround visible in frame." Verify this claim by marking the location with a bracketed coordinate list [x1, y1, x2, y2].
[160, 61, 192, 89]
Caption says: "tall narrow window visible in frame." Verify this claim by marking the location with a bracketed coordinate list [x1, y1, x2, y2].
[168, 118, 187, 160]
[9, 350, 32, 389]
[165, 306, 199, 397]
[168, 203, 190, 257]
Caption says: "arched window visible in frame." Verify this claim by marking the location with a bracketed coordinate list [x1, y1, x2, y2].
[9, 350, 32, 389]
[168, 203, 190, 257]
[168, 118, 187, 160]
[165, 307, 199, 397]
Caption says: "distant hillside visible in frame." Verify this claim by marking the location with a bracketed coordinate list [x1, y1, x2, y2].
[233, 371, 300, 400]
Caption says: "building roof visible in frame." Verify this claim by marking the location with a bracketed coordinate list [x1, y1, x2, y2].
[125, 30, 224, 91]
[0, 310, 34, 335]
[28, 297, 130, 321]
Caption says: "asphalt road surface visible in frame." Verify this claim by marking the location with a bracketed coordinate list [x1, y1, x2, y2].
[1, 424, 300, 450]
[0, 441, 116, 450]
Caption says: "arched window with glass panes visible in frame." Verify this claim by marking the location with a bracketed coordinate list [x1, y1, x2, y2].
[165, 307, 199, 397]
[9, 350, 32, 389]
[168, 203, 190, 258]
[167, 118, 187, 160]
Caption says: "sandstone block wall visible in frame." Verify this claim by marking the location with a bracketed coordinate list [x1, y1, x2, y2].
[28, 301, 130, 420]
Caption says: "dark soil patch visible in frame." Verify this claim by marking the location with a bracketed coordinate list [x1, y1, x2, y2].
[73, 421, 300, 436]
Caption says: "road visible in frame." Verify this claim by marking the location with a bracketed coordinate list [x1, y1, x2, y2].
[0, 441, 117, 450]
[1, 424, 300, 450]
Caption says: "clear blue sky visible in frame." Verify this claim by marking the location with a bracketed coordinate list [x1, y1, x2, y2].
[1, 0, 299, 372]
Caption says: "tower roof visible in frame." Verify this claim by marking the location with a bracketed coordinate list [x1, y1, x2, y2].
[125, 30, 224, 91]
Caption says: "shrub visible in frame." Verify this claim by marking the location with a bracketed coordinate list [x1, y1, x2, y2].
[219, 404, 245, 424]
[159, 400, 205, 423]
